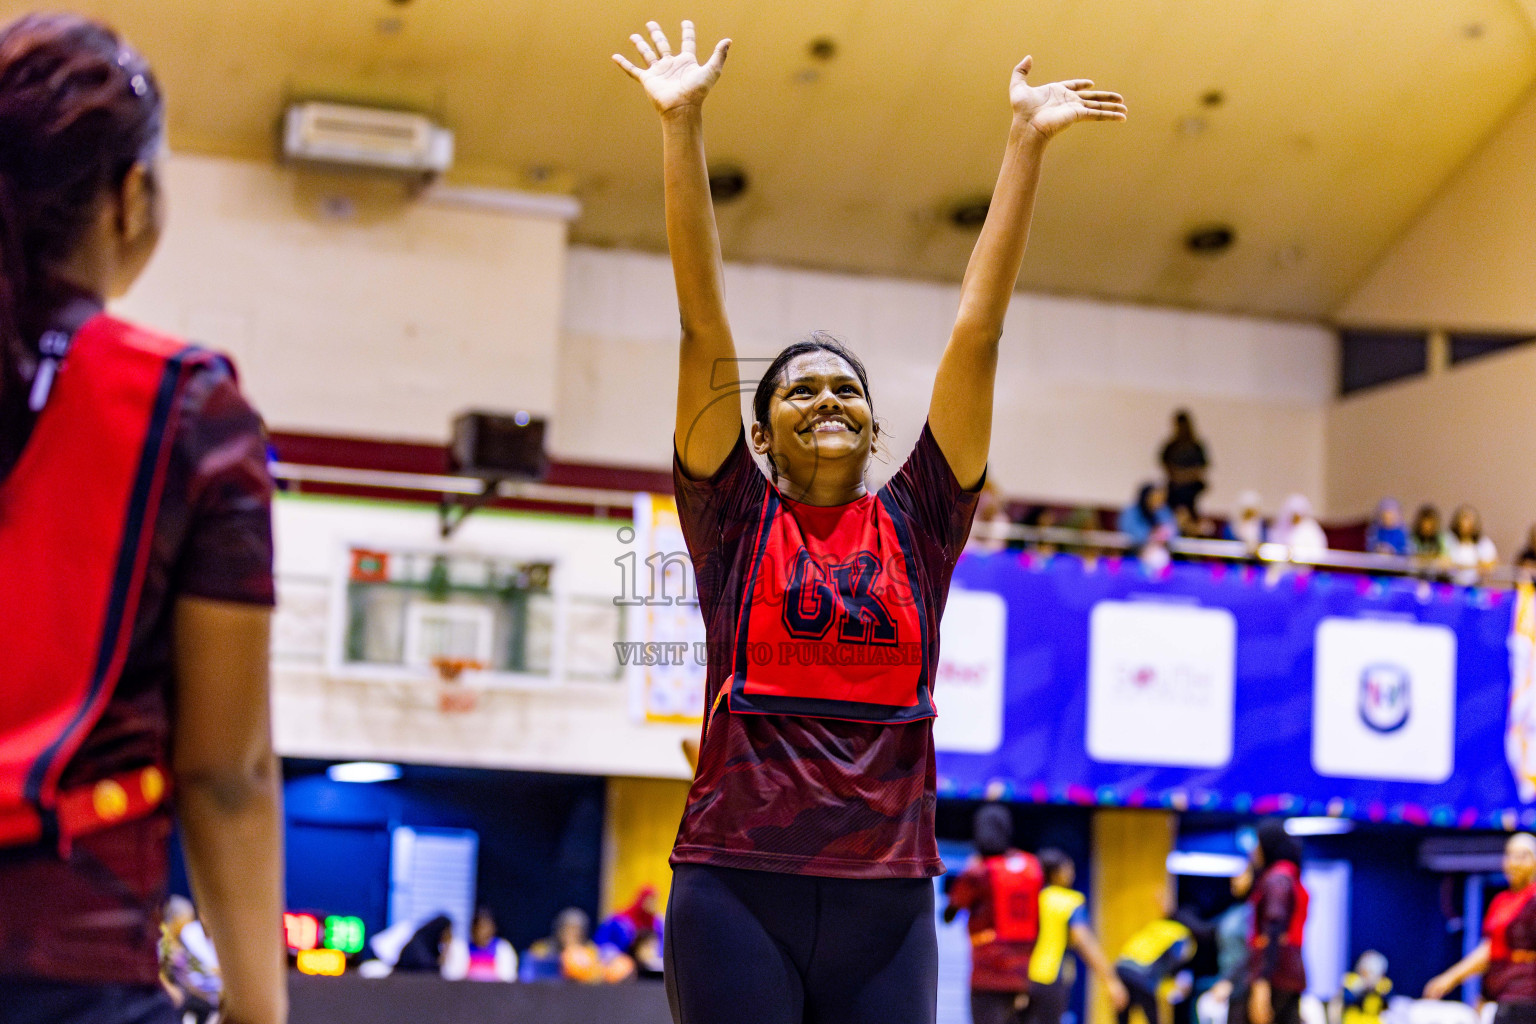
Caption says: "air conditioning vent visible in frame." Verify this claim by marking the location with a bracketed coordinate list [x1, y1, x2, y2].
[283, 102, 453, 176]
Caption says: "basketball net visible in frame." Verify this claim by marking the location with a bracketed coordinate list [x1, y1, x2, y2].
[431, 657, 483, 714]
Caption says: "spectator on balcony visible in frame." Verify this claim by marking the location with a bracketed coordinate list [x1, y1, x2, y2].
[1366, 498, 1410, 557]
[1120, 484, 1177, 551]
[1444, 504, 1497, 586]
[1411, 504, 1445, 561]
[1222, 491, 1266, 554]
[1516, 527, 1536, 576]
[1022, 505, 1061, 556]
[1271, 495, 1327, 562]
[1159, 410, 1210, 518]
[967, 481, 1011, 555]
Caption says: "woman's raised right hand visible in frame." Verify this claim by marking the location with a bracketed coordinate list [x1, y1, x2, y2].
[613, 20, 730, 115]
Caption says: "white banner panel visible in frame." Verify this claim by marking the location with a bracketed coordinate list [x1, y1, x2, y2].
[1086, 600, 1237, 768]
[934, 589, 1008, 754]
[1312, 617, 1456, 783]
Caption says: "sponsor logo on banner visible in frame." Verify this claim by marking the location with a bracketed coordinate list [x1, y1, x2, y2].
[1313, 618, 1455, 783]
[1358, 663, 1411, 734]
[934, 589, 1007, 754]
[1086, 600, 1236, 768]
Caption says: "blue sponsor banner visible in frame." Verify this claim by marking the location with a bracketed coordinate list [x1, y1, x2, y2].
[936, 552, 1528, 828]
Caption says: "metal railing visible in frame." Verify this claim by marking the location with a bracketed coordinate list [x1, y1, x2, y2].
[269, 460, 1531, 589]
[968, 520, 1531, 589]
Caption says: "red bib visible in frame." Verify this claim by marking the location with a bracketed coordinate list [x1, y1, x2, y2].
[0, 314, 193, 848]
[1250, 860, 1310, 950]
[728, 488, 934, 723]
[1487, 886, 1536, 961]
[987, 852, 1044, 944]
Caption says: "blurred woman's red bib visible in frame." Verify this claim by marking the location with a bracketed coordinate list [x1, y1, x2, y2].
[730, 489, 935, 723]
[0, 314, 193, 848]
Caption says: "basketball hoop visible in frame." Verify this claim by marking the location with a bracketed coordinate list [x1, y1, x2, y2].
[431, 657, 483, 714]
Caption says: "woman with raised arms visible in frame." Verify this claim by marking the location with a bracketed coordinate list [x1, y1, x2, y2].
[613, 19, 1124, 1024]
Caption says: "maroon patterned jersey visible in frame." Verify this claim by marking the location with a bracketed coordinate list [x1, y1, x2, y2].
[0, 304, 274, 985]
[670, 423, 979, 878]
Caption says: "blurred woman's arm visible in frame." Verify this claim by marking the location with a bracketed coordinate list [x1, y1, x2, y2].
[173, 598, 286, 1024]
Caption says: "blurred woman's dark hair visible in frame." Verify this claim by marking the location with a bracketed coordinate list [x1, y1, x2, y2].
[0, 13, 162, 394]
[1450, 504, 1483, 542]
[1038, 847, 1073, 882]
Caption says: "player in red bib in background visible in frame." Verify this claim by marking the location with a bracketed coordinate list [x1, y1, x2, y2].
[1426, 833, 1536, 1024]
[944, 805, 1045, 1024]
[612, 17, 1124, 1024]
[1229, 820, 1308, 1024]
[0, 14, 284, 1024]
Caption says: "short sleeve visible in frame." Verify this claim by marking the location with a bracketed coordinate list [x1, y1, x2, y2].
[171, 357, 276, 606]
[1069, 904, 1090, 929]
[672, 429, 767, 612]
[882, 422, 983, 563]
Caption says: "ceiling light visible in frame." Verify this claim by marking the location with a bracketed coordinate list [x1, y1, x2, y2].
[1177, 116, 1207, 137]
[1185, 225, 1236, 255]
[1284, 817, 1355, 836]
[1167, 852, 1249, 877]
[327, 762, 402, 783]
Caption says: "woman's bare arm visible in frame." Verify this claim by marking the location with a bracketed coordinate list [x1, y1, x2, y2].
[172, 597, 286, 1024]
[1424, 940, 1489, 999]
[928, 58, 1125, 488]
[614, 20, 740, 478]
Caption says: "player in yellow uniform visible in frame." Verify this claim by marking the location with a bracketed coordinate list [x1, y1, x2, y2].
[1024, 850, 1128, 1024]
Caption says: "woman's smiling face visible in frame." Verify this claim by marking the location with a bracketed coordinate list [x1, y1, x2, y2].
[753, 350, 873, 494]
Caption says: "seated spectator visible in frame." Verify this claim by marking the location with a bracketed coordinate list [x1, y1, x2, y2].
[1120, 484, 1177, 551]
[443, 907, 517, 982]
[967, 481, 1010, 554]
[1444, 504, 1497, 586]
[1022, 505, 1060, 556]
[632, 931, 664, 980]
[1365, 498, 1410, 557]
[1411, 504, 1444, 561]
[1516, 526, 1536, 575]
[1223, 491, 1266, 553]
[394, 914, 453, 974]
[1271, 495, 1327, 561]
[524, 908, 634, 984]
[595, 886, 663, 962]
[1160, 409, 1210, 519]
[159, 895, 220, 1023]
[1062, 506, 1105, 563]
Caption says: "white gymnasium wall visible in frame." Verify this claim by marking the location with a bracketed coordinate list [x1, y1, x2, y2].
[559, 246, 1336, 515]
[270, 494, 696, 779]
[113, 152, 570, 441]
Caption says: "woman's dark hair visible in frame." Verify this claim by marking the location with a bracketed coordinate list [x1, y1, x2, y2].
[1451, 504, 1482, 542]
[1038, 847, 1073, 882]
[751, 331, 874, 447]
[1135, 482, 1163, 520]
[1255, 818, 1301, 868]
[1413, 504, 1440, 538]
[0, 13, 162, 391]
[972, 802, 1013, 858]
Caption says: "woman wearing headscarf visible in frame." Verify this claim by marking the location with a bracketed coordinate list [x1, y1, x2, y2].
[1425, 833, 1536, 1024]
[1365, 499, 1409, 557]
[1270, 496, 1327, 562]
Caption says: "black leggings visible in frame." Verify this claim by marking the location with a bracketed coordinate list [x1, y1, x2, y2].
[1, 980, 179, 1024]
[664, 863, 938, 1024]
[1117, 967, 1160, 1024]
